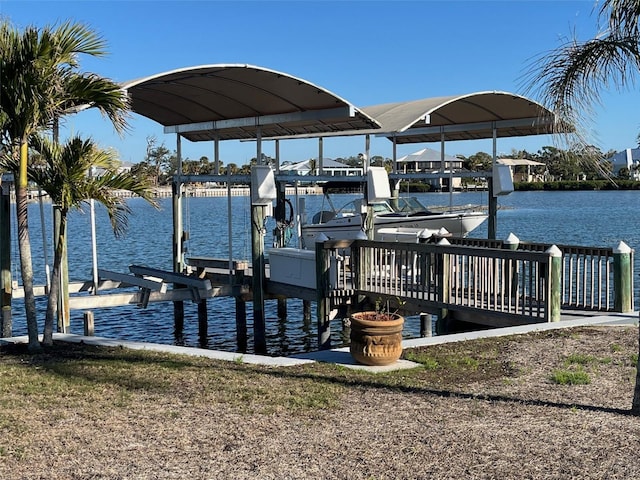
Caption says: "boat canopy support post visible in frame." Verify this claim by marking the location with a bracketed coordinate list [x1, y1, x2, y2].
[390, 137, 399, 210]
[0, 178, 12, 337]
[488, 126, 498, 239]
[250, 152, 274, 354]
[364, 134, 370, 174]
[172, 133, 185, 336]
[213, 135, 220, 175]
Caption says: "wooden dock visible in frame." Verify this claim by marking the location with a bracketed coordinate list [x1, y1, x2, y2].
[6, 235, 635, 354]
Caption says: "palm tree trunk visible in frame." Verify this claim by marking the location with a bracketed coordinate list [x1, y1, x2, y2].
[16, 141, 40, 351]
[632, 323, 640, 415]
[43, 212, 65, 346]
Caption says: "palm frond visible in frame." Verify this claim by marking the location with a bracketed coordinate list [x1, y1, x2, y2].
[28, 133, 158, 238]
[523, 33, 640, 145]
[602, 0, 640, 37]
[61, 73, 130, 135]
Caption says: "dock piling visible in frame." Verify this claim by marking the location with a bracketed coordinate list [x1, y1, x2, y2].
[83, 311, 94, 336]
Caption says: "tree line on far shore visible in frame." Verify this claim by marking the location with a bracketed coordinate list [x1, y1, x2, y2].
[133, 135, 632, 188]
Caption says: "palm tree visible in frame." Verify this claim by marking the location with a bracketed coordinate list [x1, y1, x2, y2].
[524, 0, 640, 414]
[0, 20, 129, 350]
[21, 135, 157, 345]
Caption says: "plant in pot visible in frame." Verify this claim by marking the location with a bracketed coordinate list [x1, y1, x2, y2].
[349, 298, 405, 366]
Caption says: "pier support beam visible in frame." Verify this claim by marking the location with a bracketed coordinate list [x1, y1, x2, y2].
[197, 300, 208, 346]
[83, 311, 94, 336]
[234, 262, 248, 352]
[420, 313, 432, 337]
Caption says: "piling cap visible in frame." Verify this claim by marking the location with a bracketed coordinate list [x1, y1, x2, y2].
[614, 241, 631, 254]
[504, 232, 520, 245]
[545, 244, 562, 257]
[437, 237, 451, 246]
[315, 233, 329, 243]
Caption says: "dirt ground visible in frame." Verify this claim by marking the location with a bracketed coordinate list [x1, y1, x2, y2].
[1, 325, 639, 480]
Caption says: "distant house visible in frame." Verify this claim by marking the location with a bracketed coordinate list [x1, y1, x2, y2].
[279, 158, 362, 176]
[497, 158, 546, 183]
[396, 147, 464, 190]
[609, 148, 640, 179]
[91, 161, 134, 179]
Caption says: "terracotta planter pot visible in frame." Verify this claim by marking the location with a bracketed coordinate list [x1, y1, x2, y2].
[349, 311, 404, 366]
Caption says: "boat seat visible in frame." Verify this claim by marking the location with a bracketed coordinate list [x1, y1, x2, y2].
[312, 210, 337, 224]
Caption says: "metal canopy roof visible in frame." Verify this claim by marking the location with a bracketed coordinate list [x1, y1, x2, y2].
[122, 64, 381, 142]
[259, 91, 560, 143]
[363, 91, 558, 144]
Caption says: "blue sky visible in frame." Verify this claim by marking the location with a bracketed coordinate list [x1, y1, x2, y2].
[2, 0, 639, 165]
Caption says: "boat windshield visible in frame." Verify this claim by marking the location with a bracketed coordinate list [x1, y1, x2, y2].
[336, 200, 394, 216]
[393, 197, 429, 213]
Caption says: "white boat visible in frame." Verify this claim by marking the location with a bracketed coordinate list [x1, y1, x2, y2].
[300, 194, 488, 248]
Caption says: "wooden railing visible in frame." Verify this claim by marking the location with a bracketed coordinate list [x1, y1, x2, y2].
[349, 240, 555, 323]
[316, 237, 634, 328]
[447, 237, 634, 312]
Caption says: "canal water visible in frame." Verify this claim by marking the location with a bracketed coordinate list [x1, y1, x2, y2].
[5, 189, 640, 355]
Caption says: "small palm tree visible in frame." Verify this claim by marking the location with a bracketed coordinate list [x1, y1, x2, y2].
[0, 20, 129, 350]
[27, 135, 158, 345]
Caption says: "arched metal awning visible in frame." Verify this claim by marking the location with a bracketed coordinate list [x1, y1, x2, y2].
[122, 64, 381, 142]
[257, 91, 561, 143]
[363, 91, 560, 143]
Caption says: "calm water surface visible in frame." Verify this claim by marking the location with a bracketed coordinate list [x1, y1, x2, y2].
[7, 189, 640, 355]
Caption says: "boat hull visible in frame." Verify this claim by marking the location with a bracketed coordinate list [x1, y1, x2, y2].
[300, 211, 487, 248]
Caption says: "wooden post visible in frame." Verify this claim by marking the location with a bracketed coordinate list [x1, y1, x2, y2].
[547, 245, 562, 322]
[173, 300, 184, 342]
[435, 238, 450, 335]
[251, 204, 267, 354]
[420, 313, 432, 337]
[197, 300, 208, 345]
[302, 300, 311, 322]
[0, 180, 12, 337]
[315, 240, 331, 349]
[613, 241, 633, 313]
[234, 261, 248, 352]
[172, 179, 185, 339]
[83, 311, 94, 336]
[172, 135, 185, 339]
[504, 232, 520, 303]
